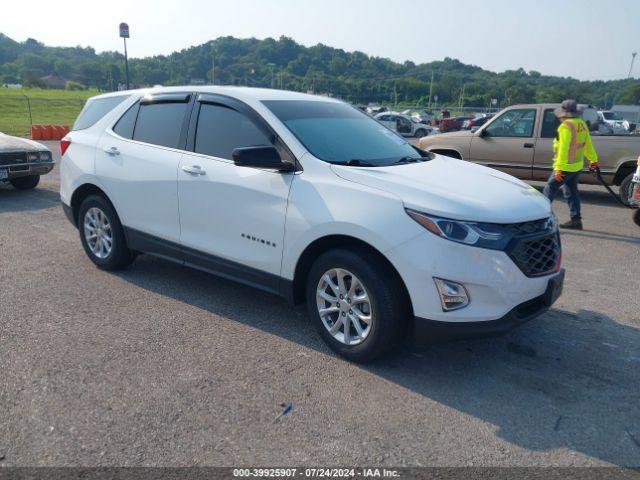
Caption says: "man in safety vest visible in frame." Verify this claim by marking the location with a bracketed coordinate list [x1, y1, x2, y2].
[542, 99, 599, 230]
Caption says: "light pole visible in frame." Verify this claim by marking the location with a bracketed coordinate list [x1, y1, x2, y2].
[119, 23, 130, 90]
[628, 52, 637, 79]
[267, 63, 276, 88]
[211, 43, 215, 85]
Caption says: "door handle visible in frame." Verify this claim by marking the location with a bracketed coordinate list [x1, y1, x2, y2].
[181, 165, 206, 176]
[523, 143, 534, 148]
[103, 146, 120, 156]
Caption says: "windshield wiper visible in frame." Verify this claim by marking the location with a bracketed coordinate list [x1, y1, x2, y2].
[340, 159, 377, 167]
[393, 156, 425, 165]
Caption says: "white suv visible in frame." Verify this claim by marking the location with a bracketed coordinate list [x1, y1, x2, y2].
[60, 87, 564, 362]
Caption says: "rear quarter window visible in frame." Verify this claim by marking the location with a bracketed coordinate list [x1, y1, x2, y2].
[72, 96, 129, 131]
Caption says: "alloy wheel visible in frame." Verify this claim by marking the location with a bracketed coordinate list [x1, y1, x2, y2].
[316, 268, 373, 345]
[83, 207, 113, 259]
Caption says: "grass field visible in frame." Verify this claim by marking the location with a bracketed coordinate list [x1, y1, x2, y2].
[0, 88, 99, 137]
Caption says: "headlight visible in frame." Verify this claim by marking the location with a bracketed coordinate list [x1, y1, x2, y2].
[406, 209, 511, 250]
[38, 151, 52, 161]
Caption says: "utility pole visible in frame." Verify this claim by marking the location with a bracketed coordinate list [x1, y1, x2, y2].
[267, 63, 276, 88]
[119, 23, 130, 90]
[211, 44, 215, 85]
[628, 52, 637, 79]
[427, 71, 434, 109]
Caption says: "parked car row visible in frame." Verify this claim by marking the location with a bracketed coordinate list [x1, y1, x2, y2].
[373, 112, 437, 138]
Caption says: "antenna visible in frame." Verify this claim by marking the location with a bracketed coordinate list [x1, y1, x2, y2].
[628, 52, 637, 79]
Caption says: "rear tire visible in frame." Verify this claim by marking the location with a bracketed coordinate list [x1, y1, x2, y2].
[619, 172, 634, 206]
[9, 175, 40, 190]
[633, 209, 640, 227]
[78, 195, 134, 271]
[306, 248, 410, 362]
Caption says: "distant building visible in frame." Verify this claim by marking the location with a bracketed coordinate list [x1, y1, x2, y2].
[40, 75, 67, 89]
[2, 83, 22, 89]
[190, 78, 205, 85]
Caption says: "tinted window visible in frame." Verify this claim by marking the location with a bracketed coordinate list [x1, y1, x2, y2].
[541, 109, 560, 138]
[194, 103, 271, 159]
[72, 96, 129, 131]
[485, 109, 536, 137]
[133, 102, 188, 148]
[113, 102, 139, 139]
[263, 100, 424, 166]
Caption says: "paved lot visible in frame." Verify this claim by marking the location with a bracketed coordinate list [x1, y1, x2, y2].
[1, 141, 639, 467]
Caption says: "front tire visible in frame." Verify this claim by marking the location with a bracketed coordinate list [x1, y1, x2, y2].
[78, 195, 134, 270]
[306, 248, 410, 362]
[619, 172, 634, 206]
[415, 129, 427, 139]
[9, 175, 40, 190]
[633, 209, 640, 227]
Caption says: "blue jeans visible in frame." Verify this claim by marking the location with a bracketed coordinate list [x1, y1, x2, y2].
[543, 171, 581, 220]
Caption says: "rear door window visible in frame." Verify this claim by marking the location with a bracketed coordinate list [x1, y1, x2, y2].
[72, 96, 129, 131]
[194, 103, 272, 160]
[133, 102, 189, 149]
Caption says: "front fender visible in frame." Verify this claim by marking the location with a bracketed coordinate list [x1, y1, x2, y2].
[280, 173, 423, 280]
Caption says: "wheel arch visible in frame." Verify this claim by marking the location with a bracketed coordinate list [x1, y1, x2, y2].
[613, 160, 637, 185]
[69, 183, 114, 227]
[290, 234, 412, 311]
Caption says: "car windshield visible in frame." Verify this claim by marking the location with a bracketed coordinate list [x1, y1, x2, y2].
[603, 112, 623, 120]
[262, 100, 426, 166]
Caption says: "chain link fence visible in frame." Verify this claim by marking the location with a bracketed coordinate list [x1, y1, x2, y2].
[0, 92, 87, 137]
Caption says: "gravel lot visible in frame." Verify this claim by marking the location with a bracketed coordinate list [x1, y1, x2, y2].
[1, 141, 639, 467]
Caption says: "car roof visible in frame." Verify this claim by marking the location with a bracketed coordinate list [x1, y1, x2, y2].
[87, 86, 343, 104]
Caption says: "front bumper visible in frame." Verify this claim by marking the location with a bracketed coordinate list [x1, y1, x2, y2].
[0, 161, 55, 179]
[413, 268, 564, 343]
[385, 230, 563, 323]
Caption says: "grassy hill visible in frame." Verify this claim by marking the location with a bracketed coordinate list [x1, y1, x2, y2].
[2, 33, 640, 108]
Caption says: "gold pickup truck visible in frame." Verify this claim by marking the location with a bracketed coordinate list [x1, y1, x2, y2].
[418, 103, 640, 204]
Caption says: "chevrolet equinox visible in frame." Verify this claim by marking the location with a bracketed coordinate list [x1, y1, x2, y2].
[60, 87, 564, 362]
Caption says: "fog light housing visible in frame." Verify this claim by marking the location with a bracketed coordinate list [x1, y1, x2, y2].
[433, 278, 470, 311]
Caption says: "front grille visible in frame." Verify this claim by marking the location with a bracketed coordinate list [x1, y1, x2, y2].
[508, 232, 561, 277]
[0, 152, 27, 166]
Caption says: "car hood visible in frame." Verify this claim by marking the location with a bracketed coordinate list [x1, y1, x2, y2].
[331, 155, 551, 224]
[0, 132, 48, 152]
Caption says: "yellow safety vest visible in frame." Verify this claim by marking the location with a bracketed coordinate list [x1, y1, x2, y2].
[553, 117, 598, 172]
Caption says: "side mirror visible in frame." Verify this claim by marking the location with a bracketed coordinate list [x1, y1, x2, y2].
[232, 146, 295, 172]
[479, 128, 489, 137]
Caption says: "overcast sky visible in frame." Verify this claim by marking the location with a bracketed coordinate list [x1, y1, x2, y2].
[2, 0, 639, 80]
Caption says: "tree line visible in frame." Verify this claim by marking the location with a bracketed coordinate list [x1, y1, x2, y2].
[1, 33, 639, 108]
